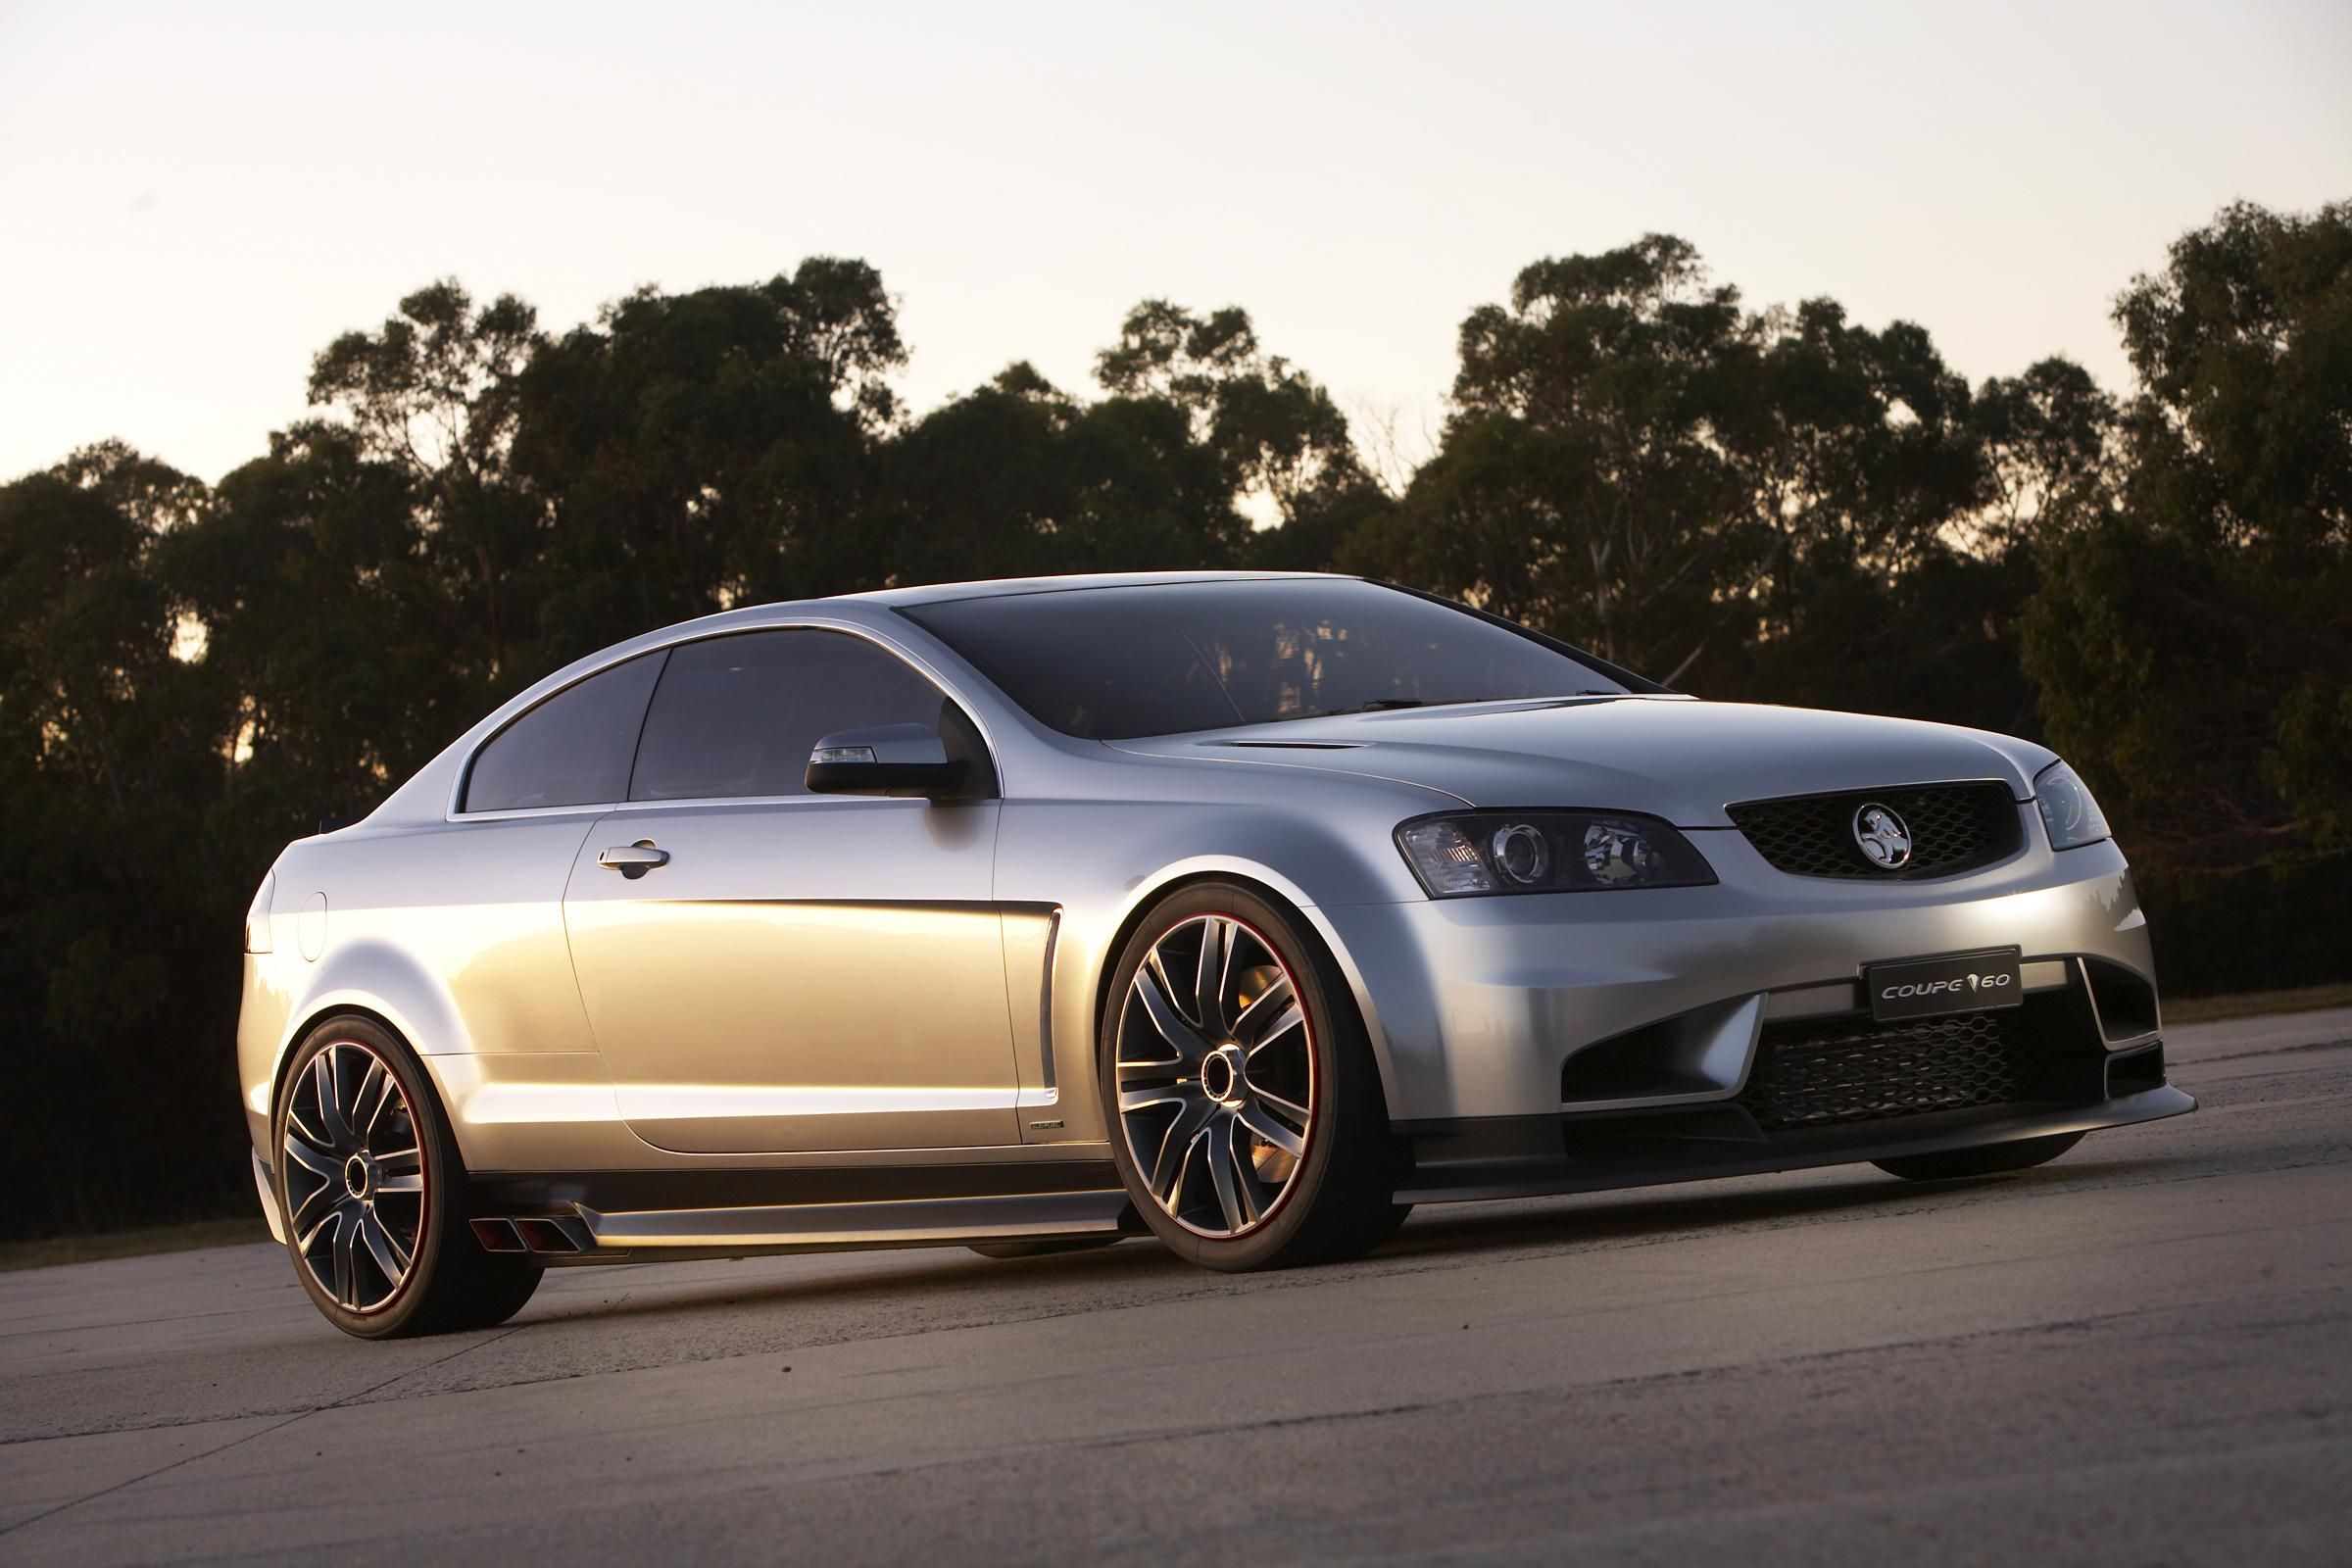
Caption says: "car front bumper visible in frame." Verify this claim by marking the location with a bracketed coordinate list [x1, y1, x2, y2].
[1320, 825, 2167, 1125]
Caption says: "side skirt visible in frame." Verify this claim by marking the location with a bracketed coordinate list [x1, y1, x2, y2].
[466, 1158, 1131, 1266]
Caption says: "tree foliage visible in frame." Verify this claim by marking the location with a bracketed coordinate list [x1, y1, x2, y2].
[1, 201, 2343, 1239]
[2023, 200, 2352, 865]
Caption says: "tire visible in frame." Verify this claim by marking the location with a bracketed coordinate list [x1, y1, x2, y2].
[273, 1016, 541, 1339]
[967, 1238, 1123, 1260]
[1873, 1131, 2085, 1183]
[1100, 881, 1402, 1272]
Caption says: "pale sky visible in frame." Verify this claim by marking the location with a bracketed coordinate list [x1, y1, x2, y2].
[2, 0, 2347, 486]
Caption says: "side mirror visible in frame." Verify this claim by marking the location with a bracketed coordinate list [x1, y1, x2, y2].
[805, 723, 969, 800]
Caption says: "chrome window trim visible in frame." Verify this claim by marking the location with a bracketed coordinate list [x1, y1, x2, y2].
[443, 617, 1006, 823]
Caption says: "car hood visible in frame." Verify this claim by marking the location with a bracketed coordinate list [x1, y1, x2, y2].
[1108, 697, 2055, 824]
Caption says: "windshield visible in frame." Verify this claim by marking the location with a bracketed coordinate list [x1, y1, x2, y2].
[899, 578, 1647, 740]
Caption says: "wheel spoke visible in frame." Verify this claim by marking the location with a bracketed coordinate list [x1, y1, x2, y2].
[361, 1212, 413, 1281]
[1147, 1098, 1211, 1206]
[1119, 1082, 1193, 1114]
[289, 1176, 338, 1235]
[330, 1210, 360, 1307]
[1193, 918, 1232, 1034]
[1254, 1085, 1311, 1125]
[1232, 976, 1297, 1049]
[1238, 1100, 1306, 1158]
[353, 1059, 390, 1140]
[296, 1209, 337, 1253]
[281, 1133, 340, 1181]
[1129, 965, 1205, 1065]
[374, 1146, 421, 1174]
[1244, 1007, 1305, 1066]
[286, 1105, 332, 1152]
[1205, 1118, 1262, 1231]
[313, 1053, 351, 1144]
[373, 1172, 424, 1196]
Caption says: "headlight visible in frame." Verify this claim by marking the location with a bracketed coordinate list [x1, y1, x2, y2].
[244, 871, 275, 954]
[2034, 760, 2112, 851]
[1396, 811, 1717, 898]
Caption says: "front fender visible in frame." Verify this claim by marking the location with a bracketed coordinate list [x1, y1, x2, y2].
[998, 789, 1437, 1144]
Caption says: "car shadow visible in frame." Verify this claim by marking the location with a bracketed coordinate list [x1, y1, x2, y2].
[512, 1152, 2178, 1329]
[1376, 1153, 2176, 1259]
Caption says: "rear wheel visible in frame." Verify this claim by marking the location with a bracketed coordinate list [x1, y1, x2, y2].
[1102, 882, 1401, 1272]
[1873, 1131, 2084, 1182]
[274, 1017, 540, 1339]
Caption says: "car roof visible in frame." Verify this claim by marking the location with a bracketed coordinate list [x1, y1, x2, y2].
[836, 569, 1352, 609]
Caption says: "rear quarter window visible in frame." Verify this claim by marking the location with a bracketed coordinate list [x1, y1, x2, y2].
[462, 653, 666, 812]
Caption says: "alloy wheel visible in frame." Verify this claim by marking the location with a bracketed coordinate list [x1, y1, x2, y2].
[1114, 914, 1317, 1238]
[280, 1041, 427, 1312]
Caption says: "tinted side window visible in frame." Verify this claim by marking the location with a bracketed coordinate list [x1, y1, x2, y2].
[629, 630, 956, 801]
[463, 653, 666, 812]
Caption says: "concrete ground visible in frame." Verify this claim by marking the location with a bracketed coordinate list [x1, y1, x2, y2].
[3, 1009, 2347, 1566]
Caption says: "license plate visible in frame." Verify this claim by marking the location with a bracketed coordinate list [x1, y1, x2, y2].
[1866, 948, 2024, 1022]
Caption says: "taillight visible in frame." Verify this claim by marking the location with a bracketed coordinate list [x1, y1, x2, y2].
[244, 871, 275, 954]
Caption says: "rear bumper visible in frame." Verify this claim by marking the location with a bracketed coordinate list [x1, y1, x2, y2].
[1396, 1077, 2194, 1204]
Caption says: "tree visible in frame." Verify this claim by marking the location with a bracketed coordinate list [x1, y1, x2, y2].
[877, 363, 1249, 585]
[1968, 357, 2121, 548]
[508, 262, 904, 660]
[167, 423, 463, 836]
[1096, 300, 1369, 523]
[2023, 200, 2352, 866]
[1354, 235, 1998, 707]
[0, 446, 248, 1233]
[309, 280, 543, 683]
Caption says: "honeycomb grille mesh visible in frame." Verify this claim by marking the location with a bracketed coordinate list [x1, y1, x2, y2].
[1737, 1002, 2104, 1132]
[1726, 782, 2022, 879]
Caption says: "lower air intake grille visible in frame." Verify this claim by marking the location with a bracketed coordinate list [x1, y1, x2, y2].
[1727, 782, 2022, 879]
[1738, 998, 2105, 1133]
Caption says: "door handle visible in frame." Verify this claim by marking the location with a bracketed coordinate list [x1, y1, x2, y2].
[598, 841, 669, 878]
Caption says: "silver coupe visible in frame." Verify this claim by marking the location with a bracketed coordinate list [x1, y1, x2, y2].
[235, 572, 2191, 1337]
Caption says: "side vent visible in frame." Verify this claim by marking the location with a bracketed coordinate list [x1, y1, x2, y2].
[2082, 958, 2160, 1043]
[2106, 1043, 2168, 1098]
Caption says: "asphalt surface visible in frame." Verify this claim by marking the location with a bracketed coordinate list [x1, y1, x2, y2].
[4, 1009, 2347, 1566]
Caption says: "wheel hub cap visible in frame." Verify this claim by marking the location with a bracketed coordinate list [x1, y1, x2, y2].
[1201, 1045, 1247, 1104]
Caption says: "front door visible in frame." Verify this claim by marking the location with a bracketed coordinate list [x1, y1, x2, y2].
[561, 627, 1019, 1153]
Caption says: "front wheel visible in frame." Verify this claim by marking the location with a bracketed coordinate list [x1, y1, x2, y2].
[1873, 1131, 2085, 1182]
[1101, 882, 1401, 1272]
[273, 1017, 541, 1339]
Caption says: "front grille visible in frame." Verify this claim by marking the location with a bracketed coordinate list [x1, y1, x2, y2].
[1727, 782, 2022, 879]
[1737, 998, 2105, 1132]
